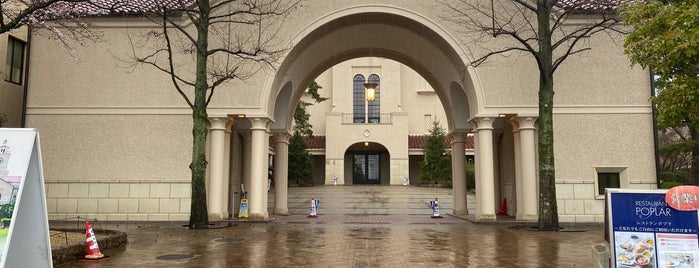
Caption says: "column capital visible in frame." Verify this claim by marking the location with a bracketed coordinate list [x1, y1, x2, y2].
[249, 117, 273, 130]
[448, 131, 468, 145]
[208, 117, 228, 131]
[472, 117, 495, 130]
[272, 131, 292, 144]
[516, 116, 537, 130]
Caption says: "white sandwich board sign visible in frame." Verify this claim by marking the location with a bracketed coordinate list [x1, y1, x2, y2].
[0, 129, 52, 267]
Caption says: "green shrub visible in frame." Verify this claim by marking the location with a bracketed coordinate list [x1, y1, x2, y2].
[660, 181, 683, 189]
[465, 163, 475, 190]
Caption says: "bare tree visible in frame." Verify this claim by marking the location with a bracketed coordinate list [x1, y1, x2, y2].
[124, 0, 298, 229]
[1, 0, 102, 51]
[441, 0, 626, 230]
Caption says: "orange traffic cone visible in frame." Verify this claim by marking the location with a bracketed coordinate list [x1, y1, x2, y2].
[77, 221, 110, 262]
[497, 198, 507, 215]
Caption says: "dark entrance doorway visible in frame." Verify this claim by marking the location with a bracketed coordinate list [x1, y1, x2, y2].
[353, 153, 380, 184]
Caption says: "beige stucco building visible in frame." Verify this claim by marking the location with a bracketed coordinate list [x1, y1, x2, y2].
[6, 1, 657, 223]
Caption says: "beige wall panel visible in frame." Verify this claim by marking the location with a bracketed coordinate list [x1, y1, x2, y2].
[29, 23, 266, 109]
[26, 114, 191, 181]
[554, 113, 656, 183]
[554, 33, 650, 106]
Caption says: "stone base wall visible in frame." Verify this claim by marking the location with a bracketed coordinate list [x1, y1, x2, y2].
[556, 181, 656, 223]
[46, 181, 191, 221]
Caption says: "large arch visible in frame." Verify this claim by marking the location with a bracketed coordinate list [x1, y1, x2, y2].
[265, 5, 483, 132]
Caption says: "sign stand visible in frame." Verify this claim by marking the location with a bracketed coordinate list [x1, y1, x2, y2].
[0, 129, 52, 267]
[606, 189, 699, 268]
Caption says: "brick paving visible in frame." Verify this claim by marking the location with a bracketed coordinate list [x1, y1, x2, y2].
[56, 215, 605, 267]
[56, 186, 606, 267]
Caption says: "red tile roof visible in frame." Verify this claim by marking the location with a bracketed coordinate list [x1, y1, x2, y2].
[47, 0, 630, 18]
[304, 135, 326, 149]
[558, 0, 634, 13]
[297, 135, 474, 150]
[408, 135, 474, 150]
[41, 0, 196, 18]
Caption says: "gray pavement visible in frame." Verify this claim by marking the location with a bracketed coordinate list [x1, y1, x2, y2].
[53, 186, 606, 267]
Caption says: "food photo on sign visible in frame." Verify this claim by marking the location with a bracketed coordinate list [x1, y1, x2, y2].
[614, 232, 655, 267]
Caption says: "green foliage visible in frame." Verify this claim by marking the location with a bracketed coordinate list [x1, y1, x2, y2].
[621, 0, 699, 129]
[288, 81, 327, 185]
[288, 133, 314, 185]
[660, 180, 683, 189]
[420, 121, 451, 184]
[293, 81, 328, 136]
[621, 0, 699, 183]
[0, 202, 14, 219]
[0, 113, 7, 127]
[660, 170, 692, 184]
[465, 162, 475, 190]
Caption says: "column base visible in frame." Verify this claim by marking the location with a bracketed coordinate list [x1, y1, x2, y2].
[452, 209, 468, 215]
[520, 214, 538, 221]
[476, 213, 497, 221]
[248, 212, 269, 221]
[273, 209, 289, 216]
[208, 212, 228, 221]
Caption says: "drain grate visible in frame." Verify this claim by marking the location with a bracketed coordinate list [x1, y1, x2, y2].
[155, 253, 194, 261]
[215, 237, 244, 243]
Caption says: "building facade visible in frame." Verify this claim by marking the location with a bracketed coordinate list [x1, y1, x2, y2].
[17, 1, 656, 223]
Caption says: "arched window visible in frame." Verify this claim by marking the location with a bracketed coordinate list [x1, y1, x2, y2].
[367, 74, 380, 123]
[352, 74, 366, 123]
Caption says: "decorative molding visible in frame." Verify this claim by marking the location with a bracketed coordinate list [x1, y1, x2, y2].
[25, 106, 259, 115]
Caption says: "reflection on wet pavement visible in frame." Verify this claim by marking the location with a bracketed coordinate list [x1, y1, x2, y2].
[55, 215, 604, 268]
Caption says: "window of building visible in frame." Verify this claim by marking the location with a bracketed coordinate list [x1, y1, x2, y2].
[595, 167, 629, 197]
[367, 74, 380, 123]
[352, 73, 382, 123]
[5, 37, 25, 84]
[597, 173, 620, 195]
[352, 74, 366, 123]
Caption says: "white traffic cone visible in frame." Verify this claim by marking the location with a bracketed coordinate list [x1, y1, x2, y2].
[307, 198, 319, 218]
[430, 198, 443, 218]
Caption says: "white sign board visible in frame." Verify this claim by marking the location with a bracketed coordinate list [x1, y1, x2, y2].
[0, 129, 52, 267]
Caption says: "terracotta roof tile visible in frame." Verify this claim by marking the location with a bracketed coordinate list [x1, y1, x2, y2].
[304, 135, 326, 149]
[558, 0, 634, 13]
[408, 135, 474, 150]
[43, 0, 196, 18]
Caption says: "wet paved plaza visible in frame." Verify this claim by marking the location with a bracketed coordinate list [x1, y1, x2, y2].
[56, 215, 605, 268]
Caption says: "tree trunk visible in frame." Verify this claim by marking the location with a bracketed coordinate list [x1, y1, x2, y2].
[188, 0, 211, 229]
[189, 106, 209, 229]
[536, 0, 559, 231]
[691, 125, 699, 185]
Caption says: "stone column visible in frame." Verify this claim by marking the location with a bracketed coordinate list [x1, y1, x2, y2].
[518, 116, 538, 221]
[273, 131, 291, 215]
[248, 117, 272, 220]
[450, 130, 468, 215]
[509, 119, 524, 220]
[474, 117, 496, 221]
[230, 127, 243, 217]
[241, 132, 252, 196]
[207, 117, 227, 220]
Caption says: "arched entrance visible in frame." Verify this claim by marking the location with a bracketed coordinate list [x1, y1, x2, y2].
[345, 142, 390, 185]
[217, 4, 539, 222]
[263, 5, 481, 221]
